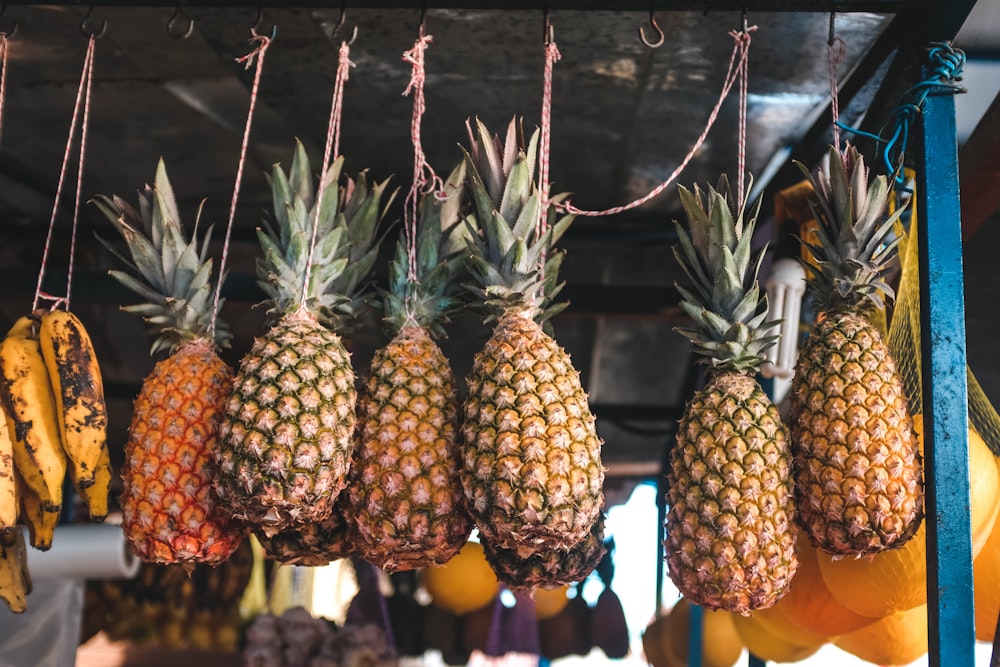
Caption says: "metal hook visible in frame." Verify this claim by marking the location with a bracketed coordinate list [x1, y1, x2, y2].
[543, 8, 554, 45]
[0, 5, 18, 39]
[828, 11, 837, 46]
[80, 5, 107, 40]
[251, 7, 277, 40]
[638, 10, 664, 48]
[332, 3, 357, 45]
[418, 5, 427, 38]
[167, 6, 194, 40]
[741, 7, 749, 35]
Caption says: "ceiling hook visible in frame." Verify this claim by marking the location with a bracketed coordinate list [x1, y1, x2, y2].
[543, 8, 554, 45]
[828, 10, 837, 46]
[741, 7, 749, 35]
[418, 5, 427, 38]
[167, 6, 194, 40]
[332, 2, 357, 45]
[80, 5, 107, 40]
[251, 7, 277, 40]
[638, 10, 664, 48]
[0, 5, 18, 39]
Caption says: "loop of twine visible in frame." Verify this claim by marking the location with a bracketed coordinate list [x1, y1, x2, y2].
[298, 37, 354, 313]
[735, 27, 752, 205]
[828, 35, 846, 149]
[33, 36, 96, 313]
[402, 33, 444, 284]
[209, 32, 271, 339]
[556, 26, 754, 218]
[0, 34, 9, 150]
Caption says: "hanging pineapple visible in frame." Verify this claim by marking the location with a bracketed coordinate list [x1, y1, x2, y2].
[665, 177, 798, 613]
[789, 144, 923, 556]
[460, 117, 604, 560]
[214, 140, 392, 536]
[94, 160, 246, 565]
[255, 511, 354, 566]
[343, 161, 473, 571]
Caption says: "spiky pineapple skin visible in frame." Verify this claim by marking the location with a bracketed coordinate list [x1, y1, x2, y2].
[215, 312, 356, 535]
[462, 311, 604, 556]
[481, 514, 606, 590]
[345, 326, 471, 571]
[254, 505, 353, 566]
[789, 309, 923, 556]
[666, 371, 797, 614]
[122, 340, 246, 565]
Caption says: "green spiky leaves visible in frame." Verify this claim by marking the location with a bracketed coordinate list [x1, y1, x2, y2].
[796, 143, 905, 312]
[259, 139, 395, 329]
[672, 176, 777, 374]
[93, 158, 231, 356]
[461, 117, 574, 324]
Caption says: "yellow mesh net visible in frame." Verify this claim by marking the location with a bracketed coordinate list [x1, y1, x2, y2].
[886, 187, 1000, 455]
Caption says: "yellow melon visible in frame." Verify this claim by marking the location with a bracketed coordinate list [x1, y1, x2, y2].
[974, 458, 1000, 642]
[834, 604, 928, 666]
[818, 416, 1000, 618]
[730, 611, 824, 663]
[532, 585, 569, 621]
[750, 596, 829, 648]
[655, 598, 743, 667]
[421, 542, 500, 615]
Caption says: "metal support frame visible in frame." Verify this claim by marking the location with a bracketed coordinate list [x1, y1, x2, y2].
[917, 57, 975, 667]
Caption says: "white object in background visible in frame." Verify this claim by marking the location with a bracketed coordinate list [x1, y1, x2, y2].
[23, 523, 140, 580]
[762, 258, 807, 404]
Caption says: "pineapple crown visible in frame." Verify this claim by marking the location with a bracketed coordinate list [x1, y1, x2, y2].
[461, 116, 574, 324]
[672, 176, 777, 374]
[796, 143, 905, 312]
[380, 160, 470, 339]
[258, 139, 395, 329]
[93, 158, 231, 356]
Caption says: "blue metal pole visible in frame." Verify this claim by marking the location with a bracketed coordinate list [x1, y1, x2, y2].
[688, 603, 703, 667]
[916, 51, 975, 667]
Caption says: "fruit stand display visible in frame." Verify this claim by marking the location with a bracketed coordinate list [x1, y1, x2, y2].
[0, 2, 991, 667]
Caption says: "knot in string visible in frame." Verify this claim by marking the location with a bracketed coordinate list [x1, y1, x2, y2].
[402, 33, 444, 284]
[728, 23, 755, 205]
[836, 41, 965, 184]
[555, 25, 753, 218]
[210, 31, 272, 341]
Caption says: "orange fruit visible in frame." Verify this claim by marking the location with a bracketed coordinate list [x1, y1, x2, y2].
[532, 585, 569, 620]
[818, 416, 1000, 618]
[750, 594, 829, 647]
[775, 533, 880, 636]
[656, 598, 743, 667]
[834, 604, 928, 665]
[974, 458, 1000, 642]
[730, 611, 824, 663]
[421, 542, 499, 614]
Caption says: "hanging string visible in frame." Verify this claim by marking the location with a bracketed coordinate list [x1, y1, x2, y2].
[401, 32, 444, 284]
[735, 24, 751, 205]
[835, 41, 965, 182]
[298, 36, 354, 312]
[209, 31, 272, 340]
[66, 35, 96, 309]
[556, 26, 754, 217]
[0, 34, 10, 150]
[827, 20, 847, 150]
[32, 36, 96, 313]
[537, 28, 561, 238]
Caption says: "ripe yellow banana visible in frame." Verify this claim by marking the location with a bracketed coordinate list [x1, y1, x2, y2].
[17, 468, 58, 551]
[38, 310, 108, 490]
[0, 528, 31, 613]
[75, 444, 111, 522]
[0, 316, 66, 512]
[0, 410, 15, 545]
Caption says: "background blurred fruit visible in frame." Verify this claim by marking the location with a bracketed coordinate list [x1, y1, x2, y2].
[834, 603, 928, 666]
[421, 541, 499, 615]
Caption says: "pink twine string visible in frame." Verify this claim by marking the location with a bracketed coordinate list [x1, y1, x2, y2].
[538, 39, 561, 237]
[828, 35, 846, 150]
[299, 38, 354, 312]
[556, 27, 754, 218]
[402, 33, 443, 283]
[0, 35, 10, 150]
[735, 26, 752, 205]
[209, 32, 271, 340]
[33, 36, 96, 313]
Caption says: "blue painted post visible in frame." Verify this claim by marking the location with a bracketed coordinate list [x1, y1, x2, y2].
[916, 52, 975, 667]
[747, 653, 767, 667]
[688, 603, 703, 667]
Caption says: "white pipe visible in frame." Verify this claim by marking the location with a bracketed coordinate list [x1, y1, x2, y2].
[23, 524, 140, 580]
[762, 258, 807, 381]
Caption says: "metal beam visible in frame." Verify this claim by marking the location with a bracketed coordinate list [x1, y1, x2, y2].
[0, 1, 906, 11]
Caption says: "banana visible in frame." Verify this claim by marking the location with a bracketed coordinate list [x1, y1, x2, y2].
[38, 310, 108, 489]
[0, 409, 15, 545]
[0, 528, 32, 613]
[0, 317, 66, 512]
[75, 444, 111, 522]
[17, 468, 58, 551]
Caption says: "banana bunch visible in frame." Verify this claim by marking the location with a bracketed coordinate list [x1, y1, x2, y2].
[0, 309, 110, 555]
[0, 529, 31, 613]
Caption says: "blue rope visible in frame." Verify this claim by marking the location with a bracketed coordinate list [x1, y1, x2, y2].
[836, 41, 966, 185]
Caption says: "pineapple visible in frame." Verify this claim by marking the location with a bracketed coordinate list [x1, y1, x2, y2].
[255, 508, 353, 566]
[482, 513, 606, 590]
[343, 162, 473, 571]
[94, 160, 246, 565]
[214, 140, 392, 536]
[789, 144, 923, 556]
[460, 117, 603, 558]
[665, 177, 798, 613]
